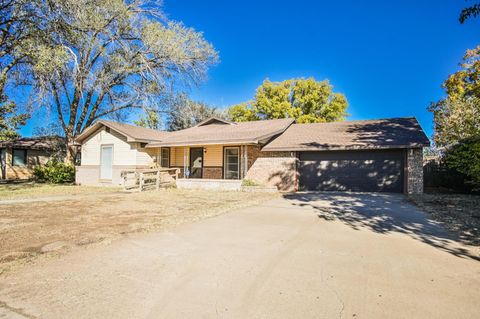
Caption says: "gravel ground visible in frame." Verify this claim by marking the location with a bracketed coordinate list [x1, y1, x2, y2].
[408, 193, 480, 246]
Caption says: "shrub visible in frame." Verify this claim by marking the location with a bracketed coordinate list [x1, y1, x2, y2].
[242, 179, 260, 186]
[444, 136, 480, 192]
[33, 161, 75, 184]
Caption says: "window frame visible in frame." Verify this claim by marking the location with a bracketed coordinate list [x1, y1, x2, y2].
[223, 146, 240, 180]
[12, 149, 27, 167]
[160, 147, 170, 168]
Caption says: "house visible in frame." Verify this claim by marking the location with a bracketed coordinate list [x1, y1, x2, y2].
[74, 117, 430, 193]
[0, 136, 64, 181]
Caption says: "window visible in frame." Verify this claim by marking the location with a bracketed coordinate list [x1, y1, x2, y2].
[12, 149, 27, 166]
[224, 147, 239, 179]
[160, 148, 170, 168]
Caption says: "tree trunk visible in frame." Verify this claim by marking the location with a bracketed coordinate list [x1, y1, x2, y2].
[65, 136, 77, 165]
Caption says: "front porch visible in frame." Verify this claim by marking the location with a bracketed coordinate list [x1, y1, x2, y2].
[153, 144, 257, 181]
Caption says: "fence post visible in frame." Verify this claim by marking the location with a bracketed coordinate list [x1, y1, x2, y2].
[139, 172, 144, 192]
[156, 170, 160, 190]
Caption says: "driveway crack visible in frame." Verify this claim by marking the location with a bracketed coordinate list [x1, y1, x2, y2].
[0, 300, 37, 319]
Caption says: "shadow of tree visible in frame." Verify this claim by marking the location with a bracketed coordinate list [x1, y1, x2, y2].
[283, 192, 480, 261]
[298, 151, 404, 192]
[345, 118, 430, 147]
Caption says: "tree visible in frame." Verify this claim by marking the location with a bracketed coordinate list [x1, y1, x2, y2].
[429, 47, 480, 146]
[226, 101, 259, 122]
[227, 78, 348, 123]
[166, 94, 222, 131]
[134, 109, 162, 130]
[444, 136, 480, 191]
[0, 0, 33, 140]
[20, 0, 218, 162]
[459, 1, 480, 23]
[0, 85, 27, 140]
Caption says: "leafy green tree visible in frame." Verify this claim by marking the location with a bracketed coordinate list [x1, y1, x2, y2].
[444, 136, 480, 191]
[18, 0, 218, 162]
[226, 101, 259, 122]
[0, 0, 33, 140]
[0, 83, 27, 140]
[166, 94, 223, 131]
[429, 47, 480, 146]
[227, 78, 348, 123]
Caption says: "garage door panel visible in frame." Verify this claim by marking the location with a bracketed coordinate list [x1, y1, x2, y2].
[299, 150, 404, 192]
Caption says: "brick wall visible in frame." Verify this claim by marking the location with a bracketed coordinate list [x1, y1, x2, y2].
[203, 167, 223, 179]
[245, 145, 297, 191]
[407, 148, 424, 194]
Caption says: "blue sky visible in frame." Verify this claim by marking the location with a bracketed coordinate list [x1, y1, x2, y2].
[19, 0, 480, 137]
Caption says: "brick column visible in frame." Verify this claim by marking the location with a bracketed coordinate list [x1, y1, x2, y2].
[406, 148, 424, 194]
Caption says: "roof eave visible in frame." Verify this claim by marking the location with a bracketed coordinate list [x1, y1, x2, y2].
[146, 139, 259, 148]
[262, 143, 430, 152]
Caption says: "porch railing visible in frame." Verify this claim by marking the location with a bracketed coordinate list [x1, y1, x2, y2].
[121, 168, 180, 192]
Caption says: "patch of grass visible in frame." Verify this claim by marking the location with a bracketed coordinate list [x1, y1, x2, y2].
[242, 179, 261, 187]
[0, 183, 121, 200]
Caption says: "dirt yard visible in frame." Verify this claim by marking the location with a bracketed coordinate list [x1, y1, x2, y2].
[0, 182, 121, 200]
[0, 187, 277, 275]
[408, 193, 480, 246]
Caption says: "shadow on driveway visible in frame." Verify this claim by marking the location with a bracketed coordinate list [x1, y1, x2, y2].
[283, 192, 480, 261]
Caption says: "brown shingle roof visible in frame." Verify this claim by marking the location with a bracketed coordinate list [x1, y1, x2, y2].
[262, 117, 430, 151]
[75, 120, 170, 143]
[146, 118, 294, 147]
[0, 136, 64, 150]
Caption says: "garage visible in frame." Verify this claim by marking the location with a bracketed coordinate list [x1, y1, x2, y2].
[298, 149, 405, 192]
[261, 117, 430, 194]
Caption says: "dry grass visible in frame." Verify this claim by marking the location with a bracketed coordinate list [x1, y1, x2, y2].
[0, 188, 277, 275]
[0, 183, 121, 200]
[409, 193, 480, 246]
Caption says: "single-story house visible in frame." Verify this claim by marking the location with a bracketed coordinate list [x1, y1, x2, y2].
[0, 136, 64, 180]
[75, 116, 429, 194]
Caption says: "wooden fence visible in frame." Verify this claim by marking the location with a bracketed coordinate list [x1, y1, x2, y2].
[121, 168, 179, 192]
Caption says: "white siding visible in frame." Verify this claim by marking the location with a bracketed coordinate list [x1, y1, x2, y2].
[81, 128, 137, 166]
[135, 144, 157, 167]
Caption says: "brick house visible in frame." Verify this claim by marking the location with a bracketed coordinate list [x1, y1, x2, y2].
[74, 117, 429, 194]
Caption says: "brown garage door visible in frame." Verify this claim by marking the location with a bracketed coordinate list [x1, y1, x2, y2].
[299, 149, 405, 192]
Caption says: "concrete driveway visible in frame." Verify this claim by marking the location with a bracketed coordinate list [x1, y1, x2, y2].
[0, 193, 479, 319]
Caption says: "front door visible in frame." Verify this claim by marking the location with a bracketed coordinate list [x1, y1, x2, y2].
[100, 145, 113, 180]
[189, 148, 203, 178]
[0, 149, 5, 179]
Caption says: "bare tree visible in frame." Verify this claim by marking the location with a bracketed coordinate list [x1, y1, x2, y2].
[20, 0, 218, 161]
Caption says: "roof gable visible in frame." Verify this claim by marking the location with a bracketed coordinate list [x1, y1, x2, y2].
[195, 117, 235, 127]
[75, 120, 169, 143]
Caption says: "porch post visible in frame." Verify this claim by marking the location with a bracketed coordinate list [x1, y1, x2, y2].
[244, 145, 248, 178]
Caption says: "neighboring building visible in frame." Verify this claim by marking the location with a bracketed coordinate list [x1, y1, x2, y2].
[74, 117, 430, 194]
[0, 136, 64, 181]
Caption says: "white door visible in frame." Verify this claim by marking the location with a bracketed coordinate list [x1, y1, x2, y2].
[100, 146, 113, 180]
